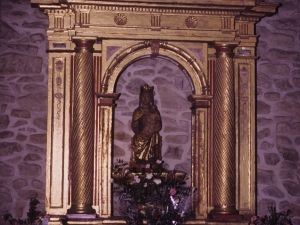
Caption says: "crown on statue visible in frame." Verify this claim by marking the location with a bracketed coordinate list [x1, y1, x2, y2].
[141, 84, 154, 92]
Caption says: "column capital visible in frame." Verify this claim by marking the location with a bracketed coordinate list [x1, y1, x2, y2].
[72, 36, 97, 50]
[212, 42, 239, 57]
[187, 94, 213, 109]
[96, 92, 121, 107]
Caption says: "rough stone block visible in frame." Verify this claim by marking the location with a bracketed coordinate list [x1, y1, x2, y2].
[0, 115, 10, 129]
[0, 22, 20, 40]
[0, 131, 14, 139]
[0, 161, 14, 177]
[16, 133, 27, 142]
[282, 181, 300, 196]
[260, 141, 273, 150]
[7, 44, 38, 55]
[276, 135, 292, 146]
[30, 33, 45, 43]
[268, 49, 300, 62]
[18, 162, 42, 179]
[277, 146, 299, 162]
[264, 92, 280, 101]
[257, 169, 275, 185]
[31, 179, 44, 189]
[274, 79, 293, 91]
[165, 135, 188, 144]
[163, 145, 183, 160]
[262, 186, 284, 198]
[23, 153, 42, 161]
[269, 33, 294, 48]
[257, 198, 276, 216]
[280, 170, 294, 180]
[0, 53, 43, 74]
[291, 123, 300, 135]
[17, 189, 38, 199]
[257, 101, 271, 114]
[11, 109, 31, 118]
[12, 178, 28, 189]
[257, 117, 273, 126]
[29, 134, 46, 144]
[276, 122, 291, 133]
[113, 144, 126, 157]
[257, 128, 271, 139]
[0, 94, 15, 104]
[283, 91, 300, 101]
[23, 84, 47, 93]
[18, 93, 47, 111]
[267, 18, 297, 29]
[0, 142, 23, 156]
[264, 153, 280, 165]
[17, 75, 44, 82]
[22, 21, 48, 29]
[12, 120, 28, 128]
[259, 63, 290, 76]
[0, 192, 12, 203]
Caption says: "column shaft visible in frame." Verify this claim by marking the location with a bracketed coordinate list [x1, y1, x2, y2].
[210, 45, 239, 217]
[67, 39, 96, 215]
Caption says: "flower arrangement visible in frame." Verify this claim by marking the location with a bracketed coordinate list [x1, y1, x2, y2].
[250, 206, 293, 225]
[112, 159, 197, 225]
[2, 198, 49, 225]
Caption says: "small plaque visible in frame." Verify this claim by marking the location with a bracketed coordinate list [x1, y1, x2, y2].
[53, 43, 66, 48]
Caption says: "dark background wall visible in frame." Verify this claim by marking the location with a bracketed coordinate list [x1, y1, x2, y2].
[1, 0, 300, 224]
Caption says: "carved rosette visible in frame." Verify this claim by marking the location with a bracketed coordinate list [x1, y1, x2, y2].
[185, 16, 198, 28]
[114, 13, 127, 25]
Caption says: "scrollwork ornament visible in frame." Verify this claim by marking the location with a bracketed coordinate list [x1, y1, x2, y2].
[185, 16, 198, 28]
[114, 13, 127, 25]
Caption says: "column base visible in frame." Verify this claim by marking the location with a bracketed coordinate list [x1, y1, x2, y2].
[208, 214, 244, 220]
[67, 204, 96, 215]
[209, 207, 243, 220]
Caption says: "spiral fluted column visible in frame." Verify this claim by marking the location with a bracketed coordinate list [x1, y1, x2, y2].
[67, 37, 96, 215]
[210, 44, 241, 219]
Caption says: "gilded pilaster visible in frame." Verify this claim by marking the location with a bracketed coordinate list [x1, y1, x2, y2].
[67, 37, 97, 215]
[188, 95, 212, 219]
[210, 44, 241, 218]
[96, 93, 120, 218]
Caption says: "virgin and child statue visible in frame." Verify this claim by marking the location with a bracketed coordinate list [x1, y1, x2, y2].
[130, 84, 163, 170]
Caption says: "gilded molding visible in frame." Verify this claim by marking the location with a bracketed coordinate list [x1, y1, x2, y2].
[102, 41, 208, 95]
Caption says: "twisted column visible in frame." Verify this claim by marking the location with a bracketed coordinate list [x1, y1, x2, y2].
[210, 44, 240, 218]
[67, 37, 96, 215]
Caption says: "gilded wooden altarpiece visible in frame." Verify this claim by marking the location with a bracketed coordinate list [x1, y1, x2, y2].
[30, 0, 278, 224]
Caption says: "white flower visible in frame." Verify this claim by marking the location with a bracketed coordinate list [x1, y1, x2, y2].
[153, 178, 161, 184]
[134, 175, 141, 183]
[124, 169, 129, 174]
[146, 164, 150, 168]
[156, 159, 162, 164]
[144, 183, 147, 187]
[110, 178, 114, 183]
[146, 173, 153, 179]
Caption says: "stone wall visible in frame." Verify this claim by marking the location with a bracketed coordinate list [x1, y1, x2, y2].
[1, 0, 300, 223]
[256, 0, 300, 223]
[0, 0, 48, 222]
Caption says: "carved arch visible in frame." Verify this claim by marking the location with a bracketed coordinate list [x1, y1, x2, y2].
[101, 41, 209, 95]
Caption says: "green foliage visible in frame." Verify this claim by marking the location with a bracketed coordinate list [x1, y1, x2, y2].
[251, 206, 293, 225]
[2, 198, 42, 225]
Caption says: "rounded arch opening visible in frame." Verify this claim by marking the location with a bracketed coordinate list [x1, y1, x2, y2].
[112, 56, 193, 216]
